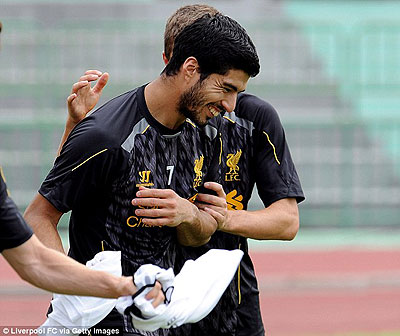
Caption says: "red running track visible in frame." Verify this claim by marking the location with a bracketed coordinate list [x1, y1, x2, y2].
[251, 248, 400, 336]
[1, 248, 400, 335]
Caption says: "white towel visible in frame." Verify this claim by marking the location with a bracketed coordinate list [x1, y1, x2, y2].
[116, 264, 174, 319]
[39, 251, 122, 336]
[38, 248, 244, 334]
[117, 249, 244, 331]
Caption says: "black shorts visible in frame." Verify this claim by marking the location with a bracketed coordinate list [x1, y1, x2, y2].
[236, 290, 264, 336]
[235, 250, 265, 336]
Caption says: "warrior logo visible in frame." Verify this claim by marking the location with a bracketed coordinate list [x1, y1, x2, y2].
[136, 170, 154, 187]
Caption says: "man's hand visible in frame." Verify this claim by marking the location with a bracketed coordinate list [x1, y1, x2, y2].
[66, 70, 109, 125]
[145, 281, 165, 308]
[195, 182, 228, 230]
[57, 70, 108, 157]
[131, 187, 197, 227]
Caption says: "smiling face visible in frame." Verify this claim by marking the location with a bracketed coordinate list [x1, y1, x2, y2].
[177, 69, 249, 126]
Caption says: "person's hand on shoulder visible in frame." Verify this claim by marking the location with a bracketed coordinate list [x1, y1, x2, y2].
[67, 70, 109, 125]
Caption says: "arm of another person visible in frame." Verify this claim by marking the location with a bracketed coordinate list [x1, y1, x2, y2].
[28, 71, 109, 249]
[196, 187, 299, 240]
[27, 70, 109, 250]
[24, 193, 65, 252]
[2, 234, 138, 298]
[3, 194, 163, 302]
[57, 70, 109, 156]
[221, 198, 299, 240]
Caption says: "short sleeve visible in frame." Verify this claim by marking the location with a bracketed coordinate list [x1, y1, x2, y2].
[249, 99, 305, 207]
[39, 119, 125, 213]
[0, 178, 33, 252]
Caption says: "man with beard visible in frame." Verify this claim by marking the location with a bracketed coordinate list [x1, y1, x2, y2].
[58, 5, 303, 335]
[24, 14, 259, 335]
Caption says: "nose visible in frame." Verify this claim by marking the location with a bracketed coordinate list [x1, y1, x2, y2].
[221, 93, 237, 113]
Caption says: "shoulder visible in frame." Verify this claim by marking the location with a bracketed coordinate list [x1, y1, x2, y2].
[93, 88, 141, 120]
[234, 93, 282, 131]
[236, 93, 279, 120]
[67, 88, 144, 151]
[64, 118, 118, 157]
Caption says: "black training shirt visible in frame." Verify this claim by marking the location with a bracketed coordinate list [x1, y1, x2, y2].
[40, 84, 221, 273]
[39, 84, 221, 334]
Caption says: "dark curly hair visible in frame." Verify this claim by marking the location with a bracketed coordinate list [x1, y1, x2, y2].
[163, 14, 260, 80]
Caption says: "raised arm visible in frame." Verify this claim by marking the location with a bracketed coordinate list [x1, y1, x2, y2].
[57, 70, 108, 156]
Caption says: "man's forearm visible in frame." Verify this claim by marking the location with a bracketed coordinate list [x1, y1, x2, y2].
[220, 198, 299, 240]
[57, 119, 77, 156]
[24, 193, 65, 253]
[3, 235, 136, 298]
[34, 237, 135, 298]
[176, 204, 217, 247]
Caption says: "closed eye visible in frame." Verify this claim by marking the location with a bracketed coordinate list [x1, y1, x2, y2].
[223, 83, 238, 92]
[222, 82, 245, 94]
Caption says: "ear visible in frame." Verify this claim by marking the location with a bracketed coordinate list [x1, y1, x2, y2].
[182, 57, 199, 82]
[162, 52, 169, 65]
